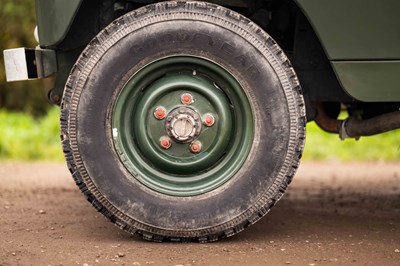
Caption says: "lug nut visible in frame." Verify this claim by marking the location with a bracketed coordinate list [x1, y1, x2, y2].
[181, 93, 193, 105]
[203, 114, 215, 127]
[160, 137, 172, 149]
[190, 140, 202, 153]
[154, 107, 166, 120]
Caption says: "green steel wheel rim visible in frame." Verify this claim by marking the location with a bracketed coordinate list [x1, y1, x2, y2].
[112, 56, 254, 196]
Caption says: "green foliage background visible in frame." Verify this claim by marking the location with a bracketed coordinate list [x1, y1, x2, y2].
[303, 122, 400, 161]
[0, 108, 399, 161]
[0, 107, 61, 160]
[0, 0, 50, 116]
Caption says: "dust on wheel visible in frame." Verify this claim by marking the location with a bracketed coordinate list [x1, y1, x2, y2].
[60, 1, 306, 242]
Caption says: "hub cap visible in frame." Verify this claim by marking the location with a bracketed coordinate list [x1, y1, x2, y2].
[112, 56, 254, 196]
[166, 107, 202, 143]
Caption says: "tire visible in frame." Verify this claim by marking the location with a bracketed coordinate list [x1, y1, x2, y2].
[60, 1, 306, 242]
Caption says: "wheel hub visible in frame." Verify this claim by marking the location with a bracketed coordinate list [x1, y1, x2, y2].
[112, 56, 254, 196]
[166, 107, 202, 143]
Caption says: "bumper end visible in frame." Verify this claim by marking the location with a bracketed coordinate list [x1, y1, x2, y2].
[3, 48, 57, 82]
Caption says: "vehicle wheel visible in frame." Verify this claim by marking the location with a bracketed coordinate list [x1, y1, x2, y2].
[60, 1, 306, 242]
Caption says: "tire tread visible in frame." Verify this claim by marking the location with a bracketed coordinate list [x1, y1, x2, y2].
[60, 1, 306, 243]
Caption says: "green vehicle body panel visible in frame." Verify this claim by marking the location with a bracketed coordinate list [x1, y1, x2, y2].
[295, 0, 400, 60]
[336, 61, 400, 102]
[36, 0, 83, 47]
[332, 61, 400, 102]
[295, 0, 400, 101]
[35, 0, 400, 101]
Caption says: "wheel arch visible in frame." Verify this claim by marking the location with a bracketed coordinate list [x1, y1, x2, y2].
[36, 0, 83, 48]
[45, 0, 352, 112]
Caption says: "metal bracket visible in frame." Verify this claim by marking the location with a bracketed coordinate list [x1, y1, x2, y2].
[339, 118, 360, 141]
[3, 47, 57, 82]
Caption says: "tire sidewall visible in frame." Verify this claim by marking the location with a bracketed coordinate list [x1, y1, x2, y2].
[67, 5, 298, 236]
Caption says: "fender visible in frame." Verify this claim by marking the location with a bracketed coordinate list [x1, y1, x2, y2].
[295, 0, 400, 60]
[295, 0, 400, 101]
[36, 0, 83, 47]
[35, 0, 246, 48]
[29, 0, 400, 101]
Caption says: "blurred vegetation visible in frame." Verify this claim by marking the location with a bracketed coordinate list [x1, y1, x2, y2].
[0, 0, 50, 116]
[0, 108, 398, 161]
[303, 112, 400, 161]
[303, 122, 400, 161]
[0, 107, 63, 161]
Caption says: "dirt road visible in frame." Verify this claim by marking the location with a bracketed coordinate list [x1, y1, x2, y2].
[0, 162, 399, 266]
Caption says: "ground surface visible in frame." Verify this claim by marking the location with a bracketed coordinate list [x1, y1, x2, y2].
[0, 161, 399, 266]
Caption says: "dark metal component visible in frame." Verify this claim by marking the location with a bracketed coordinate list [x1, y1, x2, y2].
[342, 111, 400, 139]
[50, 49, 82, 106]
[313, 103, 341, 134]
[49, 90, 61, 105]
[314, 103, 400, 139]
[359, 102, 400, 120]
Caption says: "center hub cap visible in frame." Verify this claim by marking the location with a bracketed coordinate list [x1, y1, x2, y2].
[166, 107, 202, 143]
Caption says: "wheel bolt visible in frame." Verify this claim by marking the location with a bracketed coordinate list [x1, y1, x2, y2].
[160, 137, 172, 149]
[181, 93, 193, 105]
[203, 114, 215, 127]
[190, 140, 202, 153]
[154, 107, 166, 120]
